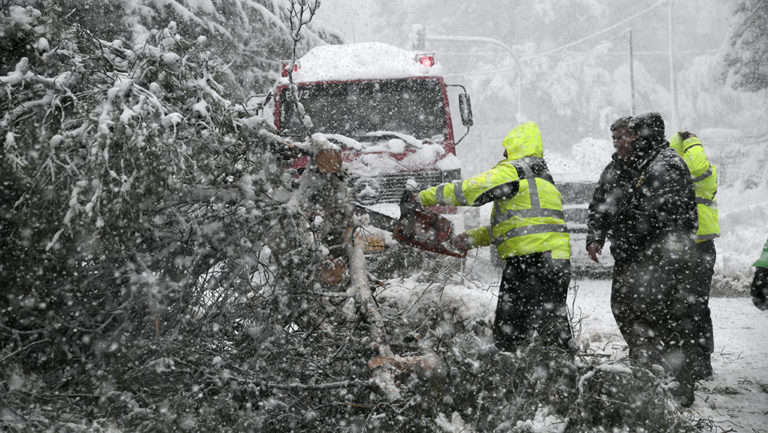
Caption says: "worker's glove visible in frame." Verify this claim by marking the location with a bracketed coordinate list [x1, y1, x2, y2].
[752, 267, 768, 311]
[450, 233, 472, 254]
[399, 190, 421, 218]
[586, 240, 603, 263]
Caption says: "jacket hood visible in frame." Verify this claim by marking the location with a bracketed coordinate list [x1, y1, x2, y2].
[669, 132, 700, 157]
[502, 121, 544, 160]
[630, 112, 666, 153]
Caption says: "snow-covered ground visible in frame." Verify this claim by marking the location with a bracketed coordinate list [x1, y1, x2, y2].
[379, 266, 768, 432]
[574, 279, 768, 433]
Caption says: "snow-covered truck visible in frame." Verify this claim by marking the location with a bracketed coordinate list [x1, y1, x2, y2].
[268, 42, 472, 211]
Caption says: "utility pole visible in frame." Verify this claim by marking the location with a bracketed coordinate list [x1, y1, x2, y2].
[413, 26, 426, 50]
[628, 29, 635, 116]
[424, 33, 523, 123]
[667, 0, 679, 130]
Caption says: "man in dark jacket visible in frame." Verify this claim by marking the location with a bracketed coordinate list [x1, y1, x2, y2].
[586, 116, 637, 263]
[586, 112, 698, 406]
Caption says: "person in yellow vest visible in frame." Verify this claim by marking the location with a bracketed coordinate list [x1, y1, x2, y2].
[669, 131, 720, 381]
[408, 121, 573, 352]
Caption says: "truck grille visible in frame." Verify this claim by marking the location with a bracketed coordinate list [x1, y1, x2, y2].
[354, 169, 461, 205]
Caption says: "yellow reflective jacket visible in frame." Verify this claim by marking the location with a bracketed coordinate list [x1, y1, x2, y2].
[418, 122, 571, 260]
[670, 133, 720, 242]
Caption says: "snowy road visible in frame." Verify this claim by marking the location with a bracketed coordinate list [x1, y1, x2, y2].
[572, 279, 768, 433]
[382, 274, 768, 432]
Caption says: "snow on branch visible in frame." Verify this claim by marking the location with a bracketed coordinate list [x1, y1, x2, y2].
[242, 0, 291, 34]
[149, 0, 235, 41]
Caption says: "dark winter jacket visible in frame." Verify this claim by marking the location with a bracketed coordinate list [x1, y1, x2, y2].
[587, 115, 698, 263]
[586, 154, 637, 248]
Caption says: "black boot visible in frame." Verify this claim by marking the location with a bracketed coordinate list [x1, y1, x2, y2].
[672, 368, 696, 407]
[692, 353, 713, 381]
[674, 380, 694, 407]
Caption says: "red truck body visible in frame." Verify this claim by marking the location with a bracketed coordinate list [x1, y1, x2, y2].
[269, 43, 467, 206]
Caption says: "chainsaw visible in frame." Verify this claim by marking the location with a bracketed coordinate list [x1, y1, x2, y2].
[353, 201, 466, 258]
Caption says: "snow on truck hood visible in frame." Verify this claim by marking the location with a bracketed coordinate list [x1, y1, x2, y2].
[313, 131, 461, 179]
[282, 42, 443, 83]
[346, 147, 461, 178]
[323, 131, 438, 152]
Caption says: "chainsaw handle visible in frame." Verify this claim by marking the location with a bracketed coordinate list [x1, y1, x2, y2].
[399, 191, 420, 219]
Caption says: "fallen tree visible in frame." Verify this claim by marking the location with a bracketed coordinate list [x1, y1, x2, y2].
[0, 2, 708, 432]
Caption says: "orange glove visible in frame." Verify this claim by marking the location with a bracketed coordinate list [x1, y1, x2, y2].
[451, 233, 472, 254]
[399, 190, 421, 217]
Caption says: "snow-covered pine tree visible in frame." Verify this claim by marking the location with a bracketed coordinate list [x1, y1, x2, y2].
[723, 0, 768, 91]
[0, 1, 359, 430]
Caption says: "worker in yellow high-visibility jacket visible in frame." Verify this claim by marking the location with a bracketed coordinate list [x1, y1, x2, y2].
[670, 131, 720, 381]
[408, 121, 572, 352]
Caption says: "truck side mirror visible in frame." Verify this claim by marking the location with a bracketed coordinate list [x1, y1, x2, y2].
[459, 93, 473, 128]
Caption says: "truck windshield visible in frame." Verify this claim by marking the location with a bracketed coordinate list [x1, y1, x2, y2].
[279, 78, 448, 140]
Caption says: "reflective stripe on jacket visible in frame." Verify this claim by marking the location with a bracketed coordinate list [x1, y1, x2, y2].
[418, 122, 570, 260]
[670, 133, 720, 242]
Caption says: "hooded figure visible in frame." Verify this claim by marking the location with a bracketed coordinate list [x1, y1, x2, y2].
[414, 121, 572, 352]
[587, 112, 699, 406]
[668, 131, 720, 382]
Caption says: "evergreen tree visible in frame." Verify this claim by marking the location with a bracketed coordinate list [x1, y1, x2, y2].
[723, 0, 768, 91]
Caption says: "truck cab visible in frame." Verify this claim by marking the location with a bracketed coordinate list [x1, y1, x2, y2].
[269, 42, 471, 208]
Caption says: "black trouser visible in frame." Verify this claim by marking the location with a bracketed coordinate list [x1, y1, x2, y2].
[678, 240, 716, 378]
[493, 253, 572, 351]
[612, 253, 704, 392]
[611, 257, 680, 368]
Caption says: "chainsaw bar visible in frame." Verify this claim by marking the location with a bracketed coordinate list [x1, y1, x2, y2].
[353, 203, 399, 232]
[353, 203, 466, 258]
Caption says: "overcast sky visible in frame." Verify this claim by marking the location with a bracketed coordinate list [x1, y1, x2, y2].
[314, 0, 733, 49]
[315, 0, 379, 43]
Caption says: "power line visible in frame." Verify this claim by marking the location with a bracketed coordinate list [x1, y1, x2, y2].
[440, 0, 673, 78]
[438, 49, 717, 58]
[524, 0, 668, 60]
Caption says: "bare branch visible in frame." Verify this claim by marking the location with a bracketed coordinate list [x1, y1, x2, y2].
[267, 379, 369, 390]
[0, 339, 51, 364]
